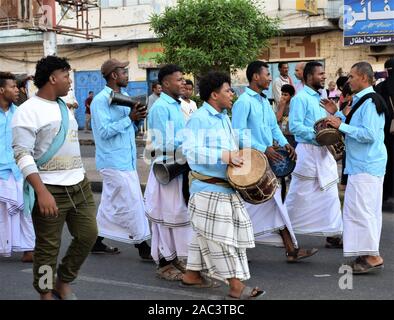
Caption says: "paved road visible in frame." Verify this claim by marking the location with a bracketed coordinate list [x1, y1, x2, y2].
[2, 140, 392, 300]
[1, 208, 393, 300]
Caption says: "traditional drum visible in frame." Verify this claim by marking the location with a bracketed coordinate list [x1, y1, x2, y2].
[314, 117, 343, 146]
[227, 148, 278, 204]
[268, 147, 296, 178]
[327, 139, 345, 161]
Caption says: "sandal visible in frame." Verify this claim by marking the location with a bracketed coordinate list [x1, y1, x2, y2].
[225, 286, 265, 300]
[172, 259, 187, 273]
[91, 244, 120, 255]
[325, 237, 343, 249]
[286, 248, 318, 263]
[348, 256, 384, 275]
[156, 264, 183, 281]
[179, 277, 221, 288]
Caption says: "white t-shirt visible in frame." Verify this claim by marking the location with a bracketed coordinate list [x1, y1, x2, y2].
[12, 96, 85, 186]
[180, 98, 197, 121]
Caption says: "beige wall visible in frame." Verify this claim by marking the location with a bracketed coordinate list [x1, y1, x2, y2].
[233, 31, 388, 86]
[314, 31, 386, 81]
[0, 44, 149, 85]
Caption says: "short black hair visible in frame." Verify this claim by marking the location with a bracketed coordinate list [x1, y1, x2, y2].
[185, 79, 194, 87]
[303, 61, 323, 82]
[278, 62, 288, 70]
[351, 62, 374, 85]
[281, 84, 295, 97]
[246, 60, 269, 82]
[152, 81, 160, 89]
[88, 91, 94, 94]
[199, 71, 231, 102]
[34, 55, 71, 89]
[0, 72, 16, 88]
[336, 76, 349, 91]
[158, 64, 183, 85]
[341, 82, 352, 97]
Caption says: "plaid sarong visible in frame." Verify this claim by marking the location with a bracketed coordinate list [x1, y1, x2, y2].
[186, 192, 254, 281]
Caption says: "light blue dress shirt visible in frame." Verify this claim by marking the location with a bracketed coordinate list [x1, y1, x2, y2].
[232, 87, 288, 152]
[289, 85, 328, 145]
[147, 92, 185, 161]
[183, 102, 237, 194]
[91, 86, 138, 171]
[0, 104, 21, 181]
[337, 86, 387, 177]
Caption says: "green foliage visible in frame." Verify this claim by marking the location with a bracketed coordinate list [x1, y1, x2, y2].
[150, 0, 280, 76]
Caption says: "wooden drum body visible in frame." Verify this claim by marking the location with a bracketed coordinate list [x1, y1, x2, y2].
[227, 148, 278, 204]
[314, 117, 343, 146]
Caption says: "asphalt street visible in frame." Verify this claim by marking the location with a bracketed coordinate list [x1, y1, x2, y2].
[1, 209, 393, 300]
[1, 143, 393, 300]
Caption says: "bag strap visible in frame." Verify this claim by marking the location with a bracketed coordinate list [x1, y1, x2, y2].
[23, 98, 70, 215]
[388, 96, 394, 113]
[36, 98, 69, 166]
[345, 93, 386, 125]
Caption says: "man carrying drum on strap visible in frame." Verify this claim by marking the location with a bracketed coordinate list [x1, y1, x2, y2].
[286, 61, 343, 246]
[90, 59, 152, 260]
[232, 61, 317, 262]
[144, 64, 192, 281]
[182, 71, 265, 300]
[323, 62, 387, 274]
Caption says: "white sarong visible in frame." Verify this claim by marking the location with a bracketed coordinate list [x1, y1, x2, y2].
[187, 192, 254, 281]
[96, 169, 151, 244]
[0, 175, 35, 257]
[285, 143, 343, 236]
[343, 174, 384, 257]
[244, 188, 298, 247]
[144, 168, 192, 262]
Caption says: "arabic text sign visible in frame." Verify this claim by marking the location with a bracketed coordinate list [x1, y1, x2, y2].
[344, 0, 394, 46]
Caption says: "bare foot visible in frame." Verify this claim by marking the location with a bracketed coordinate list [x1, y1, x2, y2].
[364, 255, 384, 266]
[21, 251, 34, 263]
[40, 292, 54, 300]
[182, 270, 203, 284]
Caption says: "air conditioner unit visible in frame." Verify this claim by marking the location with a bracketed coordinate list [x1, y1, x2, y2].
[325, 0, 342, 19]
[369, 45, 394, 56]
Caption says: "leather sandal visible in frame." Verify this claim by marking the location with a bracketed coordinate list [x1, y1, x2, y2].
[91, 244, 120, 254]
[156, 264, 183, 281]
[348, 256, 384, 274]
[286, 248, 318, 263]
[225, 286, 265, 300]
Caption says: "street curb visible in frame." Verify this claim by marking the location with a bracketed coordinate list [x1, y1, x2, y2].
[90, 181, 146, 194]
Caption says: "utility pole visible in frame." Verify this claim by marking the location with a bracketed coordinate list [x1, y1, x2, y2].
[42, 0, 57, 55]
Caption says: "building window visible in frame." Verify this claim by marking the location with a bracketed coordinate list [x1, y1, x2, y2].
[100, 0, 152, 8]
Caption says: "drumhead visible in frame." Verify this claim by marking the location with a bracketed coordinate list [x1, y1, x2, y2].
[268, 148, 296, 178]
[227, 148, 267, 187]
[316, 129, 342, 146]
[313, 117, 328, 131]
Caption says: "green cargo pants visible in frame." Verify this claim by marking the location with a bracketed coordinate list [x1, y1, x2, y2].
[31, 176, 98, 294]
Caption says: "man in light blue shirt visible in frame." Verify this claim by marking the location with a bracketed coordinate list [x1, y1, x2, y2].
[232, 61, 317, 263]
[0, 71, 35, 262]
[90, 59, 151, 260]
[144, 64, 191, 281]
[286, 61, 343, 245]
[325, 62, 387, 274]
[181, 71, 264, 299]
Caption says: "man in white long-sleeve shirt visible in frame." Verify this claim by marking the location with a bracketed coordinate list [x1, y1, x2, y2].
[12, 56, 98, 300]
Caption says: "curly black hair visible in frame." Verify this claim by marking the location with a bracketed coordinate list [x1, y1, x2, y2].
[34, 55, 71, 89]
[199, 71, 231, 102]
[158, 64, 183, 85]
[0, 72, 16, 88]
